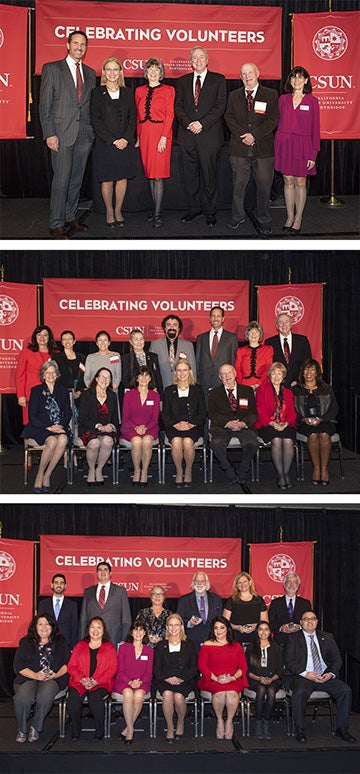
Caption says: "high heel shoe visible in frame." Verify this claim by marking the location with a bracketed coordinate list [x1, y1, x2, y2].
[124, 737, 133, 745]
[139, 481, 148, 488]
[312, 479, 321, 486]
[87, 480, 96, 487]
[290, 225, 302, 235]
[321, 479, 329, 486]
[106, 221, 116, 229]
[277, 479, 287, 490]
[282, 225, 293, 232]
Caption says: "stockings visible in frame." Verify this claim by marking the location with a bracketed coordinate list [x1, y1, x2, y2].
[149, 178, 164, 217]
[271, 437, 294, 486]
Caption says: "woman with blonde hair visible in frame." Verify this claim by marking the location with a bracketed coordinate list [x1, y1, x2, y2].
[223, 572, 268, 646]
[90, 56, 136, 227]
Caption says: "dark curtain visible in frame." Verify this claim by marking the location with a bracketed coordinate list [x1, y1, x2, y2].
[1, 250, 360, 450]
[0, 504, 359, 710]
[1, 0, 359, 197]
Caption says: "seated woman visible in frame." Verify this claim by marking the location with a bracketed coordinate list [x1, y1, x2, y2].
[223, 572, 269, 647]
[234, 321, 273, 391]
[112, 621, 154, 743]
[255, 362, 297, 489]
[121, 329, 163, 398]
[292, 359, 339, 486]
[13, 613, 70, 744]
[135, 585, 170, 647]
[161, 358, 206, 487]
[153, 613, 198, 742]
[67, 617, 117, 741]
[21, 360, 72, 493]
[84, 331, 121, 419]
[198, 616, 248, 740]
[78, 367, 119, 486]
[120, 365, 160, 487]
[245, 621, 283, 740]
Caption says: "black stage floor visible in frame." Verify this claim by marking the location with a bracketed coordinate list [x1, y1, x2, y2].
[1, 196, 359, 241]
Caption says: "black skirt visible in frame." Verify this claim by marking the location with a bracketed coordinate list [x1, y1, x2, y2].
[92, 139, 136, 182]
[257, 425, 296, 442]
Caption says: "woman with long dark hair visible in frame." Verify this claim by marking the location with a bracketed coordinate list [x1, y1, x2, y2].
[245, 621, 283, 739]
[78, 367, 119, 486]
[112, 621, 154, 744]
[16, 325, 58, 425]
[119, 365, 160, 487]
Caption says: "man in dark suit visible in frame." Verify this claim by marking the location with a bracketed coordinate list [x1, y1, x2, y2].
[175, 46, 227, 226]
[38, 573, 78, 650]
[39, 31, 96, 239]
[284, 610, 356, 744]
[79, 561, 131, 648]
[177, 572, 222, 654]
[265, 312, 312, 387]
[208, 363, 258, 484]
[195, 306, 238, 400]
[149, 314, 196, 389]
[269, 572, 311, 648]
[224, 62, 279, 236]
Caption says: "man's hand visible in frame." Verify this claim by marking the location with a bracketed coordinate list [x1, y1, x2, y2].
[240, 132, 255, 146]
[187, 121, 203, 134]
[46, 136, 59, 152]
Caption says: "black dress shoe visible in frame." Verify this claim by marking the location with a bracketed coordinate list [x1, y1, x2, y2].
[206, 214, 217, 226]
[290, 226, 302, 235]
[153, 215, 163, 228]
[115, 219, 126, 227]
[96, 480, 105, 487]
[65, 219, 88, 232]
[87, 481, 96, 487]
[49, 226, 69, 239]
[295, 729, 307, 743]
[181, 210, 202, 222]
[258, 227, 272, 238]
[335, 728, 356, 743]
[225, 467, 239, 483]
[106, 221, 116, 229]
[227, 218, 245, 229]
[124, 737, 133, 745]
[282, 225, 293, 232]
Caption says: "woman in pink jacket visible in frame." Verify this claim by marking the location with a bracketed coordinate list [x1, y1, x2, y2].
[120, 365, 160, 487]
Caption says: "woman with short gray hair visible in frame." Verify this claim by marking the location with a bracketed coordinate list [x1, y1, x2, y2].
[234, 321, 273, 390]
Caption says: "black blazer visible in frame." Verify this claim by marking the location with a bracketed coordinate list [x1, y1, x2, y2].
[284, 628, 342, 678]
[208, 382, 257, 429]
[269, 595, 311, 647]
[90, 85, 136, 145]
[225, 84, 279, 158]
[78, 388, 119, 437]
[175, 70, 227, 148]
[38, 597, 79, 650]
[177, 591, 223, 653]
[153, 638, 198, 684]
[13, 636, 70, 690]
[195, 329, 238, 394]
[161, 383, 207, 429]
[53, 351, 86, 392]
[265, 333, 312, 387]
[121, 350, 164, 399]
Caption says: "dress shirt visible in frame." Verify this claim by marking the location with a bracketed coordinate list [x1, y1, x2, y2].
[246, 83, 259, 100]
[280, 333, 292, 355]
[96, 580, 111, 605]
[225, 384, 237, 400]
[66, 55, 84, 88]
[195, 591, 209, 621]
[193, 69, 208, 95]
[285, 594, 296, 609]
[300, 630, 329, 677]
[209, 327, 223, 348]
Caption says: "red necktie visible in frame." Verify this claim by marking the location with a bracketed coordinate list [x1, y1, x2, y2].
[75, 62, 83, 103]
[227, 388, 237, 413]
[99, 585, 105, 610]
[283, 338, 290, 364]
[246, 90, 254, 112]
[194, 75, 201, 106]
[211, 331, 218, 361]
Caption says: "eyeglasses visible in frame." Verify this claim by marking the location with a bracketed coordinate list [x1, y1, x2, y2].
[302, 617, 317, 622]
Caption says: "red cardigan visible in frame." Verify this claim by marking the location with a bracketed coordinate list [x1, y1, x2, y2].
[68, 639, 117, 696]
[254, 379, 297, 429]
[234, 345, 273, 387]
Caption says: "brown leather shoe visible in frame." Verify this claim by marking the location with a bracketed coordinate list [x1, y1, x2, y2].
[65, 219, 89, 232]
[49, 227, 69, 239]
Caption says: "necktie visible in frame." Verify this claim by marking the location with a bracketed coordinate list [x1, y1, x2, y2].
[169, 342, 175, 365]
[211, 331, 218, 361]
[194, 75, 201, 106]
[54, 599, 60, 621]
[75, 62, 83, 102]
[99, 585, 106, 610]
[283, 338, 290, 364]
[309, 634, 322, 674]
[246, 90, 254, 112]
[199, 595, 206, 623]
[288, 598, 293, 621]
[227, 388, 237, 413]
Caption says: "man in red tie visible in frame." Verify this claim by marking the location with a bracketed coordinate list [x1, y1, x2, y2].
[224, 62, 279, 236]
[265, 312, 312, 387]
[195, 306, 238, 399]
[79, 561, 131, 648]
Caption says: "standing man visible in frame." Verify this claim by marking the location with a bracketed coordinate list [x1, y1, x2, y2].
[265, 312, 312, 387]
[224, 62, 279, 236]
[284, 610, 356, 744]
[38, 573, 78, 650]
[208, 364, 258, 485]
[39, 31, 96, 239]
[79, 561, 131, 649]
[268, 572, 311, 649]
[177, 572, 222, 654]
[195, 306, 238, 399]
[175, 46, 227, 226]
[149, 314, 196, 389]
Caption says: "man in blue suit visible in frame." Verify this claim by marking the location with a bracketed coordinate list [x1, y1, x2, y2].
[38, 573, 78, 649]
[177, 571, 222, 654]
[39, 31, 96, 238]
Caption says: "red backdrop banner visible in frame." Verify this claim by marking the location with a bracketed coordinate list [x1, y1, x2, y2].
[35, 1, 282, 79]
[293, 12, 360, 140]
[249, 542, 314, 608]
[43, 278, 249, 341]
[0, 283, 38, 394]
[257, 283, 323, 365]
[0, 5, 28, 139]
[0, 538, 34, 647]
[39, 535, 242, 598]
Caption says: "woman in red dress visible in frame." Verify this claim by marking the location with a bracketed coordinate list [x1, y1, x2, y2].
[234, 321, 273, 392]
[135, 58, 175, 228]
[198, 616, 248, 740]
[255, 362, 297, 489]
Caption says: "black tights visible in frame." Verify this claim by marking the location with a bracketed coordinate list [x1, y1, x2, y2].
[271, 437, 294, 486]
[254, 683, 277, 721]
[149, 178, 164, 216]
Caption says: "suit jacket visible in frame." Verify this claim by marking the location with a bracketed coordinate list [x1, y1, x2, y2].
[79, 582, 131, 648]
[268, 595, 311, 647]
[121, 350, 163, 398]
[161, 383, 206, 430]
[90, 85, 136, 145]
[78, 387, 119, 437]
[38, 596, 79, 650]
[195, 329, 238, 394]
[254, 380, 297, 430]
[208, 382, 257, 429]
[284, 628, 342, 678]
[177, 591, 223, 653]
[175, 70, 227, 149]
[39, 58, 96, 146]
[21, 382, 72, 442]
[265, 333, 312, 387]
[224, 84, 279, 158]
[149, 337, 196, 389]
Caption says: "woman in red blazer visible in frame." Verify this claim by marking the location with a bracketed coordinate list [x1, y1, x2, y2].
[67, 617, 117, 740]
[234, 321, 273, 391]
[255, 362, 297, 490]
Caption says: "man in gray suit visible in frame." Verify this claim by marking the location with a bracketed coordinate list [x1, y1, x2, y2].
[39, 31, 96, 239]
[79, 561, 131, 649]
[195, 306, 238, 400]
[149, 314, 196, 389]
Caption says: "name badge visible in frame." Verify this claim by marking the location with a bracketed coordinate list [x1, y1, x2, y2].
[140, 655, 148, 661]
[254, 100, 267, 114]
[300, 104, 309, 111]
[109, 354, 120, 363]
[79, 362, 85, 372]
[146, 400, 154, 405]
[179, 352, 187, 359]
[239, 398, 249, 407]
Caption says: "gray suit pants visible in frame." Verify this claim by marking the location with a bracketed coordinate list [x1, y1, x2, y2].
[49, 128, 93, 228]
[230, 154, 274, 226]
[14, 679, 60, 733]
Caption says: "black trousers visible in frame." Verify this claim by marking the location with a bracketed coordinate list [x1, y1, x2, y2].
[291, 675, 352, 731]
[180, 138, 221, 216]
[210, 427, 258, 475]
[67, 686, 108, 738]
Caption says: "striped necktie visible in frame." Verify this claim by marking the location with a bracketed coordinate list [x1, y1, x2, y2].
[310, 634, 322, 673]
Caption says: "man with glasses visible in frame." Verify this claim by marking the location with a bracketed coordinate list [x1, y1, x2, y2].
[177, 572, 222, 653]
[284, 610, 356, 744]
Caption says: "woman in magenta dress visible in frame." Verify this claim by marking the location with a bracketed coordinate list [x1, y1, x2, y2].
[112, 621, 154, 744]
[234, 321, 273, 392]
[274, 66, 320, 234]
[255, 362, 297, 490]
[198, 616, 248, 740]
[120, 365, 160, 487]
[135, 58, 175, 228]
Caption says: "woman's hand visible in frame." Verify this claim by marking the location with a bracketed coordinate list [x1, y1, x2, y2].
[157, 136, 167, 153]
[306, 160, 316, 170]
[113, 138, 128, 150]
[129, 679, 142, 689]
[98, 423, 115, 433]
[47, 424, 66, 434]
[259, 676, 272, 685]
[173, 421, 194, 431]
[165, 676, 183, 685]
[135, 424, 147, 436]
[303, 417, 321, 426]
[18, 397, 26, 407]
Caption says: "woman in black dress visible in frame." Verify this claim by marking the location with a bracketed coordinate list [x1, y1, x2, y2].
[223, 572, 269, 646]
[246, 621, 283, 739]
[90, 56, 136, 227]
[78, 367, 119, 486]
[161, 358, 206, 487]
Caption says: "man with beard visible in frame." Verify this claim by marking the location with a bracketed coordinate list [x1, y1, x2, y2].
[149, 315, 196, 389]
